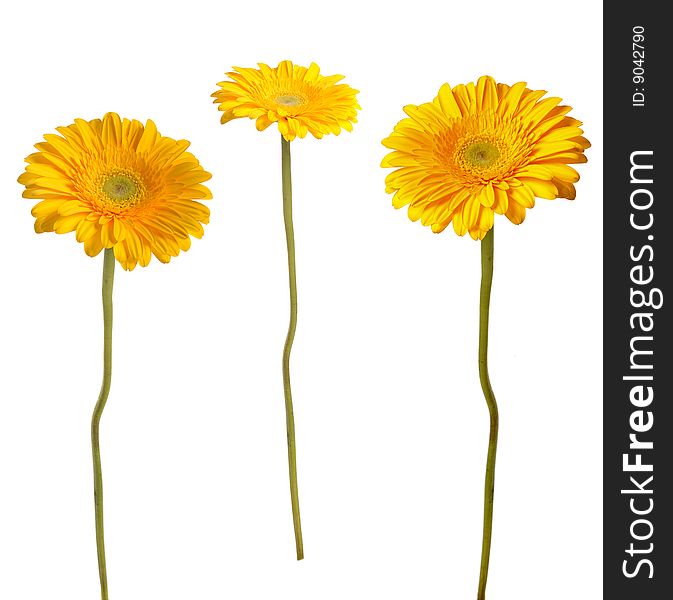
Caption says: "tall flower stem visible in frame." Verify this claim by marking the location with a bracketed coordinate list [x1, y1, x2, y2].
[477, 227, 498, 600]
[281, 135, 304, 560]
[91, 248, 115, 599]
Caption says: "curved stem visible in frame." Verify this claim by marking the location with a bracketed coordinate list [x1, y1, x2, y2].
[281, 136, 304, 560]
[477, 227, 498, 600]
[91, 248, 115, 599]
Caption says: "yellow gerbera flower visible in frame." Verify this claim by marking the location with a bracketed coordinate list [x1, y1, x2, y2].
[19, 112, 212, 270]
[212, 60, 360, 141]
[381, 75, 590, 240]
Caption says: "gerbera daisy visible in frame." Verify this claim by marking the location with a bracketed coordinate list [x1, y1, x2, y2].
[212, 60, 360, 141]
[19, 112, 212, 270]
[382, 77, 589, 600]
[18, 112, 212, 600]
[381, 75, 589, 239]
[212, 61, 359, 561]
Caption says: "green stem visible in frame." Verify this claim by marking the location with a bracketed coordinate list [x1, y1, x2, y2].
[281, 135, 304, 561]
[477, 227, 498, 600]
[91, 248, 115, 599]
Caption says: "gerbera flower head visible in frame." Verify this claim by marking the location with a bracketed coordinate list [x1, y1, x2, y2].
[381, 76, 590, 240]
[212, 60, 360, 142]
[19, 112, 212, 270]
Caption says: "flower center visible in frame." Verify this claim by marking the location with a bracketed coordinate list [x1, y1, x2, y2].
[452, 136, 512, 181]
[99, 170, 145, 208]
[463, 141, 501, 169]
[275, 94, 305, 107]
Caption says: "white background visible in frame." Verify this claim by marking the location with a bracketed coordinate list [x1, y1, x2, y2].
[0, 1, 603, 598]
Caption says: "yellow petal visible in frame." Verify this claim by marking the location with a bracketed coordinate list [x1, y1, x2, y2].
[84, 232, 104, 257]
[496, 81, 527, 117]
[461, 194, 481, 229]
[505, 199, 526, 225]
[136, 119, 158, 154]
[436, 83, 462, 118]
[493, 187, 509, 214]
[53, 213, 87, 234]
[509, 185, 535, 209]
[519, 178, 558, 200]
[552, 178, 576, 200]
[76, 219, 99, 243]
[477, 183, 495, 208]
